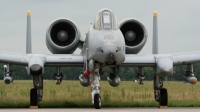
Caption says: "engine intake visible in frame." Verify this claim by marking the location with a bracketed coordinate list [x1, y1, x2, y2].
[46, 19, 81, 54]
[119, 19, 147, 54]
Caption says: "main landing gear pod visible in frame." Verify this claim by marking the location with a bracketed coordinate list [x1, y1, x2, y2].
[154, 57, 172, 107]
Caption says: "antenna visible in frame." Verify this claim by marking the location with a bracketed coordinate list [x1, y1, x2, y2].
[26, 10, 32, 54]
[152, 11, 158, 54]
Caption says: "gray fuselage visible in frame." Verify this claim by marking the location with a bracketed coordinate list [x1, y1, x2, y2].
[85, 26, 125, 65]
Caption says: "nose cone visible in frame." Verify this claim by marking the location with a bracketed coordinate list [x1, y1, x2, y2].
[30, 64, 42, 76]
[103, 44, 117, 64]
[103, 43, 117, 55]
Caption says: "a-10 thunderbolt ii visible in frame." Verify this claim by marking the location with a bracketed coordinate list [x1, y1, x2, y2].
[1, 8, 199, 109]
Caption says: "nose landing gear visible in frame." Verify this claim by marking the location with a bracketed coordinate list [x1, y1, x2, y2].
[89, 61, 101, 109]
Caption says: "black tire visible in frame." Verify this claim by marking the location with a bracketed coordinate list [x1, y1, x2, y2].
[159, 88, 168, 106]
[94, 94, 101, 109]
[153, 75, 159, 102]
[30, 88, 38, 106]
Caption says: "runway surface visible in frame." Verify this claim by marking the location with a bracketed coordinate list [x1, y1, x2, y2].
[0, 108, 200, 112]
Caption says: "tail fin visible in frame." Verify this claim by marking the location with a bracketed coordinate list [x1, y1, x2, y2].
[26, 10, 32, 54]
[152, 11, 158, 54]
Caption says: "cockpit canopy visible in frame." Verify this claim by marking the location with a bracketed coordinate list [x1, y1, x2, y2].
[94, 9, 118, 30]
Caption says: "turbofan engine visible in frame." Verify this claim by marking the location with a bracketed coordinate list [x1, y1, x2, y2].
[46, 18, 81, 54]
[119, 19, 147, 54]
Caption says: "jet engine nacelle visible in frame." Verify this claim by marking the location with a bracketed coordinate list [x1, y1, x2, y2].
[107, 75, 121, 87]
[46, 18, 81, 54]
[4, 76, 12, 84]
[119, 18, 147, 54]
[79, 74, 90, 87]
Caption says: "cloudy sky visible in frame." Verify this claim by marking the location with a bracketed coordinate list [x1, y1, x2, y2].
[0, 0, 200, 54]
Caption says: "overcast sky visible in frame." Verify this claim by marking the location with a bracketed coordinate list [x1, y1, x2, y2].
[0, 0, 200, 54]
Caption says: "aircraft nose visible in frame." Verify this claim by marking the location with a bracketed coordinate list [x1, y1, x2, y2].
[103, 43, 117, 55]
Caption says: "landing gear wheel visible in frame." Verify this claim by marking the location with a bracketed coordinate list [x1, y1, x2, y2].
[153, 75, 159, 102]
[94, 94, 101, 109]
[159, 88, 168, 106]
[30, 88, 38, 106]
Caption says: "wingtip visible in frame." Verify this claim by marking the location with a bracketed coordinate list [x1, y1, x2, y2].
[153, 11, 158, 17]
[27, 10, 31, 16]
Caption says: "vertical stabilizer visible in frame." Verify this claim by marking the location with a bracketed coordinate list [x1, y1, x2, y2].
[26, 10, 32, 54]
[152, 11, 158, 54]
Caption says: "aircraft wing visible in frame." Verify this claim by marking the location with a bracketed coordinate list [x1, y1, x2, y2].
[0, 52, 29, 66]
[172, 51, 200, 65]
[122, 54, 156, 67]
[0, 52, 84, 67]
[122, 51, 200, 67]
[45, 54, 84, 67]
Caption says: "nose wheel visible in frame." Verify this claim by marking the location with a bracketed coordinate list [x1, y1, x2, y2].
[89, 61, 102, 109]
[94, 94, 101, 109]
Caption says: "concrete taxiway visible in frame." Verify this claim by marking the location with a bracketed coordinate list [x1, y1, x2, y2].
[0, 108, 200, 112]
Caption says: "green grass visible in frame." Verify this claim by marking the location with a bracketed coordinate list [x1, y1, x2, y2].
[0, 80, 200, 108]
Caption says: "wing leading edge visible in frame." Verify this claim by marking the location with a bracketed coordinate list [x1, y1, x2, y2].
[0, 51, 199, 68]
[122, 51, 200, 67]
[122, 54, 156, 67]
[0, 52, 29, 65]
[0, 52, 84, 67]
[45, 54, 84, 67]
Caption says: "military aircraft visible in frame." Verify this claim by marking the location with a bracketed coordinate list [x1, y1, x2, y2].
[1, 8, 199, 109]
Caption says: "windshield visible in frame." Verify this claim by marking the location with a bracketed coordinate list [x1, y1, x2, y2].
[102, 11, 112, 29]
[94, 12, 101, 29]
[113, 14, 118, 29]
[93, 9, 118, 30]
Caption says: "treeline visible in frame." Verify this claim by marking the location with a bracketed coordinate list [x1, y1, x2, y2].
[0, 63, 200, 81]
